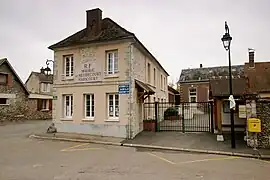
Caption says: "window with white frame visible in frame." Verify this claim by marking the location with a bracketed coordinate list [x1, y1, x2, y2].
[63, 95, 73, 118]
[189, 88, 197, 103]
[64, 55, 74, 77]
[84, 94, 94, 118]
[107, 94, 119, 119]
[41, 83, 50, 92]
[106, 50, 118, 75]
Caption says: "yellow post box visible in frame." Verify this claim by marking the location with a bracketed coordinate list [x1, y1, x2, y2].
[247, 118, 261, 133]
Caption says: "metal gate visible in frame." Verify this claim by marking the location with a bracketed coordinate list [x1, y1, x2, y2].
[143, 102, 214, 132]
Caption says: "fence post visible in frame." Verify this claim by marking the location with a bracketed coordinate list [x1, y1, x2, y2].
[210, 102, 214, 133]
[182, 102, 185, 133]
[155, 102, 158, 132]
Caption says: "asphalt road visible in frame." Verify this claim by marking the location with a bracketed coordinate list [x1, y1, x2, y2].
[0, 121, 269, 180]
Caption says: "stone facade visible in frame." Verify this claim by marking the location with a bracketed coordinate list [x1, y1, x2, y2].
[256, 101, 270, 148]
[0, 62, 29, 122]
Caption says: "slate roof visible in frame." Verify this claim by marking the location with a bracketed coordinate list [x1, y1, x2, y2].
[48, 18, 134, 50]
[210, 78, 248, 97]
[0, 58, 29, 94]
[178, 65, 245, 83]
[245, 62, 270, 93]
[48, 14, 169, 76]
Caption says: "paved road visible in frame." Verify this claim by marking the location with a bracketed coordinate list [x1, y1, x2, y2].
[0, 121, 269, 180]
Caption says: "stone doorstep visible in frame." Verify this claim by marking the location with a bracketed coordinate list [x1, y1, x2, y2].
[30, 134, 270, 160]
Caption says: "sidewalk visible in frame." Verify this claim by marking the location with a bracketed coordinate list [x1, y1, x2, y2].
[31, 131, 270, 159]
[123, 132, 270, 157]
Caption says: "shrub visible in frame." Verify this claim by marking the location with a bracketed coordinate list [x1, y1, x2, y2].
[164, 107, 178, 119]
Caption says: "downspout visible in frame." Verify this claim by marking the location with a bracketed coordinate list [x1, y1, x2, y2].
[128, 42, 134, 139]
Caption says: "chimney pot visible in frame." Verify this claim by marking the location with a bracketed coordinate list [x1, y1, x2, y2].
[200, 64, 203, 68]
[86, 8, 102, 36]
[248, 48, 255, 68]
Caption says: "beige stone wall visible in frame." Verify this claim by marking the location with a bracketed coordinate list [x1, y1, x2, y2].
[52, 41, 131, 137]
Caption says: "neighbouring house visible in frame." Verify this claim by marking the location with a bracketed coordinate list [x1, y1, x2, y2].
[25, 68, 53, 120]
[168, 85, 180, 104]
[209, 78, 249, 133]
[243, 49, 270, 148]
[0, 58, 30, 122]
[177, 64, 245, 103]
[244, 49, 270, 98]
[48, 8, 169, 138]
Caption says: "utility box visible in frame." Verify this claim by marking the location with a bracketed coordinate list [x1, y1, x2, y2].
[247, 118, 261, 133]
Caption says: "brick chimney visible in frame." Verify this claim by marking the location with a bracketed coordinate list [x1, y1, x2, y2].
[86, 8, 102, 36]
[248, 48, 255, 68]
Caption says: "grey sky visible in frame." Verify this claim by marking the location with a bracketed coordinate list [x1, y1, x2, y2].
[0, 0, 269, 83]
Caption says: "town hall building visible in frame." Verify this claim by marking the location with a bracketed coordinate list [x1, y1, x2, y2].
[48, 8, 169, 138]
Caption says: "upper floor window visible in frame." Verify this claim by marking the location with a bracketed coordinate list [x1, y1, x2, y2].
[164, 77, 166, 90]
[153, 68, 156, 86]
[106, 50, 118, 75]
[189, 88, 197, 103]
[41, 83, 50, 93]
[147, 63, 151, 83]
[64, 55, 74, 78]
[161, 75, 163, 90]
[0, 73, 8, 85]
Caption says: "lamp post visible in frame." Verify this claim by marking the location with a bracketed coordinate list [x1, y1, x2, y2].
[44, 59, 54, 75]
[221, 21, 235, 148]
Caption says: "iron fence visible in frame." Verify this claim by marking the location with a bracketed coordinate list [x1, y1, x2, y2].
[144, 102, 214, 132]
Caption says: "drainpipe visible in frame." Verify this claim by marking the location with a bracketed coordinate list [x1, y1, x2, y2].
[128, 42, 134, 139]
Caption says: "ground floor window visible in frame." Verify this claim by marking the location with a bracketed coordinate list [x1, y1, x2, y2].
[42, 99, 49, 110]
[84, 94, 94, 118]
[107, 93, 119, 119]
[0, 98, 8, 105]
[63, 95, 73, 118]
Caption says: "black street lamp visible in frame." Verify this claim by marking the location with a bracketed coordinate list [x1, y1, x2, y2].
[221, 21, 236, 148]
[44, 59, 54, 75]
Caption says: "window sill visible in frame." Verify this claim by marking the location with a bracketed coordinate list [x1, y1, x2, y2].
[41, 109, 50, 112]
[0, 104, 9, 106]
[82, 118, 95, 122]
[60, 118, 73, 121]
[105, 118, 119, 122]
[104, 74, 119, 79]
[61, 75, 74, 81]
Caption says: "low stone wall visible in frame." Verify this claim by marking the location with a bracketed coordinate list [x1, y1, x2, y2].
[256, 101, 270, 148]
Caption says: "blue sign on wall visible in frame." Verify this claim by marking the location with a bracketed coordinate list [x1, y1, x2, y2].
[118, 84, 130, 94]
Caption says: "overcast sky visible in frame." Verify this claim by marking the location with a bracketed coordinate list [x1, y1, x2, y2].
[0, 0, 269, 83]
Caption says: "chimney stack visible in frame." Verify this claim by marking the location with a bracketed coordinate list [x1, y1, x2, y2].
[200, 64, 203, 68]
[86, 8, 102, 36]
[248, 48, 255, 68]
[40, 67, 45, 74]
